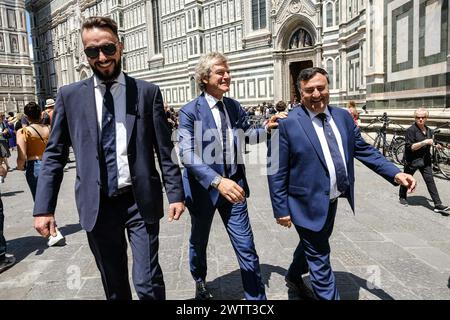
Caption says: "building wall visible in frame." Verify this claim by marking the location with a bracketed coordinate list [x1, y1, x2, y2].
[25, 0, 449, 111]
[365, 0, 448, 110]
[0, 0, 35, 113]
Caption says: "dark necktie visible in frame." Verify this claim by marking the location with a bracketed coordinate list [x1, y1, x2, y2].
[317, 113, 349, 194]
[100, 81, 118, 197]
[216, 101, 231, 177]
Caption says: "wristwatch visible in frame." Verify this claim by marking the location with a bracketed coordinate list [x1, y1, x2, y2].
[211, 175, 222, 189]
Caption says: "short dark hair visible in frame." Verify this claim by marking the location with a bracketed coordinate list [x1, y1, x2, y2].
[24, 101, 41, 121]
[275, 100, 287, 112]
[81, 16, 119, 40]
[297, 67, 330, 88]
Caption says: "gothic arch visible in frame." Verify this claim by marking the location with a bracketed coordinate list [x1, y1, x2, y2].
[274, 15, 317, 51]
[79, 69, 89, 80]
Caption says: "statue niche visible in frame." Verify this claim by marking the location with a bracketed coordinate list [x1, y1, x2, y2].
[288, 28, 313, 49]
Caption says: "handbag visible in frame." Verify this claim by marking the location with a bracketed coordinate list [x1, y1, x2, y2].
[409, 157, 425, 169]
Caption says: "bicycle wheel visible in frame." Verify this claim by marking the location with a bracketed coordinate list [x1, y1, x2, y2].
[373, 134, 381, 151]
[435, 148, 450, 179]
[394, 141, 406, 165]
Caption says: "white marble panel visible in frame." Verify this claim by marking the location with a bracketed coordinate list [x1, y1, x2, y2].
[424, 0, 441, 57]
[396, 15, 409, 64]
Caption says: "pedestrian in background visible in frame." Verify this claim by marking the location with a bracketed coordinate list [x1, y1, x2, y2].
[0, 163, 15, 274]
[16, 102, 50, 201]
[399, 107, 449, 214]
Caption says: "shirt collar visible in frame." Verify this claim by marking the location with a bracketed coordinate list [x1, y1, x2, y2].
[204, 92, 224, 109]
[304, 105, 331, 121]
[93, 71, 126, 88]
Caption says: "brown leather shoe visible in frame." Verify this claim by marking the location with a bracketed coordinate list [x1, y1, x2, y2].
[285, 275, 317, 300]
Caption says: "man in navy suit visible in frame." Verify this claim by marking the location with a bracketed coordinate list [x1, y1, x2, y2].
[178, 52, 276, 300]
[268, 67, 416, 300]
[33, 16, 185, 300]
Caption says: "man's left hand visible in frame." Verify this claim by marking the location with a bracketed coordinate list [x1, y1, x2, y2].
[394, 173, 416, 193]
[168, 202, 185, 222]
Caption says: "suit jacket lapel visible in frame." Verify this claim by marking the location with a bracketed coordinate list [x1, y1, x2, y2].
[81, 77, 100, 150]
[329, 106, 350, 163]
[125, 74, 138, 145]
[197, 94, 221, 142]
[297, 106, 328, 169]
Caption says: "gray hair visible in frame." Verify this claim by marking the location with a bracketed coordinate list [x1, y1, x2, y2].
[414, 107, 429, 118]
[194, 52, 229, 91]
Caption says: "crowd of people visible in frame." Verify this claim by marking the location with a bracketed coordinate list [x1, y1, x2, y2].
[0, 15, 447, 301]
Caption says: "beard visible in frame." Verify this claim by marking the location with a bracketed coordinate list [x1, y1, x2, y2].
[90, 58, 122, 82]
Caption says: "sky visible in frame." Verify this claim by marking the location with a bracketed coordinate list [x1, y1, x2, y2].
[25, 11, 33, 60]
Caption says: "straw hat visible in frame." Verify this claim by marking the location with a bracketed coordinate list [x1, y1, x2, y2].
[45, 98, 55, 108]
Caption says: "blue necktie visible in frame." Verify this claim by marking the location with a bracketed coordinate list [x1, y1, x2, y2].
[317, 113, 349, 194]
[100, 81, 118, 197]
[216, 101, 231, 177]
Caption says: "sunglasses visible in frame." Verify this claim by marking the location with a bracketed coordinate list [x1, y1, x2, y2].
[415, 116, 427, 119]
[84, 43, 118, 59]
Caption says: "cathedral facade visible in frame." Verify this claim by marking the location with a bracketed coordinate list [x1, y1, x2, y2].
[25, 0, 448, 111]
[0, 0, 34, 113]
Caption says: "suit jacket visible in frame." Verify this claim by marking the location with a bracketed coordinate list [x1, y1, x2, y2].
[33, 74, 184, 232]
[268, 105, 400, 232]
[178, 93, 262, 210]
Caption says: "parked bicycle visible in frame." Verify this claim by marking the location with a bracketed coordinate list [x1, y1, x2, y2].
[431, 125, 450, 179]
[362, 113, 405, 164]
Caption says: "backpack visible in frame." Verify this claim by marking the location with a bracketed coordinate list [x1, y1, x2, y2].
[42, 109, 53, 125]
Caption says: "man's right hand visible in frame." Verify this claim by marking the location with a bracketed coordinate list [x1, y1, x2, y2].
[217, 178, 245, 204]
[276, 216, 292, 228]
[34, 214, 57, 238]
[423, 138, 434, 146]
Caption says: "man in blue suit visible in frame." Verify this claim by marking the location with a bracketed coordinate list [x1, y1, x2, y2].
[178, 52, 275, 300]
[33, 16, 185, 300]
[268, 67, 416, 300]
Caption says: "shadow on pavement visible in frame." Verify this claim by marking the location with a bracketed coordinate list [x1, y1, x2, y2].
[5, 223, 83, 263]
[404, 195, 434, 211]
[1, 190, 25, 197]
[335, 271, 394, 300]
[205, 265, 395, 300]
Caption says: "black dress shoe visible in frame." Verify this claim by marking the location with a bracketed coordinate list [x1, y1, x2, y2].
[195, 280, 213, 300]
[285, 275, 317, 300]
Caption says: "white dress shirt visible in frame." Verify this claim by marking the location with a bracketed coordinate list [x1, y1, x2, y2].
[94, 72, 131, 189]
[305, 107, 348, 199]
[204, 92, 235, 165]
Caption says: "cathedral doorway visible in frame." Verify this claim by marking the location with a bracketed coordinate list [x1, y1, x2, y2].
[289, 60, 313, 103]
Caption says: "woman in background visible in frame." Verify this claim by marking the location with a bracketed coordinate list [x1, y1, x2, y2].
[347, 100, 359, 126]
[16, 102, 50, 200]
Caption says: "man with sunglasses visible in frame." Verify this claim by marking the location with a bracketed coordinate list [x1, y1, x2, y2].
[32, 16, 185, 300]
[399, 108, 449, 214]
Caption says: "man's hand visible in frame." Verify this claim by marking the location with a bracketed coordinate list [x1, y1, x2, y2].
[34, 214, 57, 238]
[423, 138, 434, 146]
[217, 178, 245, 204]
[394, 173, 416, 193]
[168, 202, 185, 222]
[276, 216, 292, 228]
[0, 165, 7, 178]
[265, 112, 288, 132]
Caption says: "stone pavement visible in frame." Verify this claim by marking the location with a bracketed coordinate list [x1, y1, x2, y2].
[0, 145, 449, 300]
